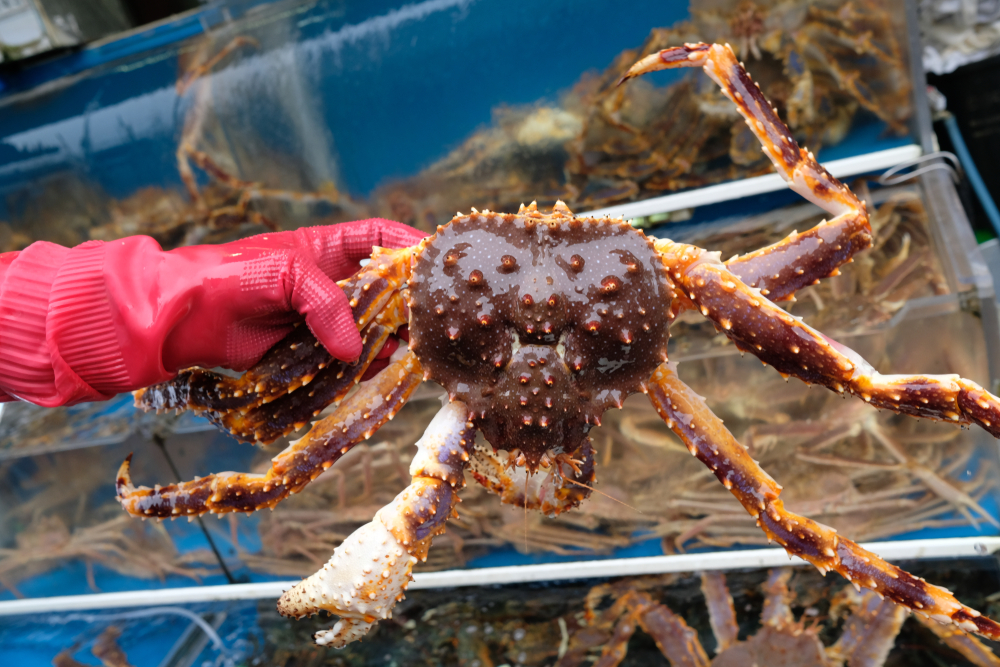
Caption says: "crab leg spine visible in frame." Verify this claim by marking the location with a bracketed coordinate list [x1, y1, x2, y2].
[276, 400, 474, 648]
[646, 363, 1000, 640]
[623, 42, 871, 302]
[117, 351, 423, 518]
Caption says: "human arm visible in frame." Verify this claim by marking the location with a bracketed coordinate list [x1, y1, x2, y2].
[0, 219, 424, 407]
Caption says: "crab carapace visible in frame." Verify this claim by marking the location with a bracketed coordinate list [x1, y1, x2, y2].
[121, 43, 1000, 647]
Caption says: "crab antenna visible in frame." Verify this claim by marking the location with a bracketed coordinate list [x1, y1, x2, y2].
[562, 478, 643, 515]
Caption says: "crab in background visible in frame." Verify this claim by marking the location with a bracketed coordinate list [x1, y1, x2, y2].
[118, 43, 1000, 648]
[558, 569, 1000, 666]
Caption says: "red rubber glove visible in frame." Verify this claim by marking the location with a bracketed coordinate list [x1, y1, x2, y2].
[0, 219, 424, 407]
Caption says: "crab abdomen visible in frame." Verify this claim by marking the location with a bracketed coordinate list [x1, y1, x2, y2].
[408, 204, 672, 466]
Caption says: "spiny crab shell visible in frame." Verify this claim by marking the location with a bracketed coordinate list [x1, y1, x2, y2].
[409, 201, 672, 469]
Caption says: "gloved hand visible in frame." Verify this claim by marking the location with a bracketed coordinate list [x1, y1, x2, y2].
[0, 219, 425, 407]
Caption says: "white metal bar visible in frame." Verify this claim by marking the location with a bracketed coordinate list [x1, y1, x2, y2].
[582, 144, 922, 220]
[1, 535, 995, 616]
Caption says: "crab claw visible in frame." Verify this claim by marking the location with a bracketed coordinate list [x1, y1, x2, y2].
[277, 400, 473, 647]
[276, 515, 416, 647]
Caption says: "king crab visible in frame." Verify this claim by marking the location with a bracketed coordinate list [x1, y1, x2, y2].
[118, 43, 1000, 647]
[559, 569, 1000, 666]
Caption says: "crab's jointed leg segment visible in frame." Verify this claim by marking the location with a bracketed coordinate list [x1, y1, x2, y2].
[176, 37, 260, 207]
[724, 213, 871, 303]
[117, 350, 423, 518]
[218, 294, 407, 444]
[276, 400, 475, 648]
[830, 590, 909, 667]
[759, 569, 794, 628]
[645, 363, 1000, 640]
[701, 571, 740, 652]
[558, 589, 708, 667]
[623, 42, 872, 302]
[915, 613, 1000, 666]
[176, 36, 258, 96]
[658, 239, 1000, 438]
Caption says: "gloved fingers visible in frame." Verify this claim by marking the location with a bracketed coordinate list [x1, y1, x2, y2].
[296, 220, 427, 278]
[372, 219, 428, 250]
[0, 251, 18, 286]
[288, 259, 363, 363]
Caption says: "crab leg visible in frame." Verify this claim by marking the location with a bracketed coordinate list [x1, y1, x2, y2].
[645, 362, 1000, 640]
[829, 590, 908, 667]
[134, 246, 412, 444]
[276, 400, 474, 647]
[176, 37, 259, 206]
[622, 42, 871, 302]
[602, 591, 709, 667]
[760, 569, 794, 628]
[915, 614, 1000, 667]
[558, 590, 709, 667]
[701, 571, 740, 651]
[468, 439, 596, 516]
[117, 349, 423, 519]
[216, 296, 406, 444]
[659, 238, 1000, 439]
[176, 36, 258, 96]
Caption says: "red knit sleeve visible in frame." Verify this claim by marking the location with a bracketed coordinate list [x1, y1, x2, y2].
[0, 238, 180, 406]
[0, 252, 15, 402]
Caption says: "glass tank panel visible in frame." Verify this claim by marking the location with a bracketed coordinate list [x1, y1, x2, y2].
[0, 0, 987, 608]
[0, 0, 916, 251]
[2, 557, 998, 666]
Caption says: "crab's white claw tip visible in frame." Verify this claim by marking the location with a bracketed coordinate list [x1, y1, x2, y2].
[314, 619, 375, 648]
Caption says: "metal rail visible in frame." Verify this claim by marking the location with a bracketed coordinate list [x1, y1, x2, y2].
[583, 145, 921, 220]
[1, 536, 996, 616]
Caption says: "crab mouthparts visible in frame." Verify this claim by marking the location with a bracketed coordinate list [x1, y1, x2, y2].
[469, 441, 596, 514]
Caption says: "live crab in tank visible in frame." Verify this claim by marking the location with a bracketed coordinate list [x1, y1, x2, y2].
[119, 43, 1000, 648]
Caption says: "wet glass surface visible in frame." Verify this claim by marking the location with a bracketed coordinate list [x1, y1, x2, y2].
[0, 0, 914, 251]
[2, 557, 999, 666]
